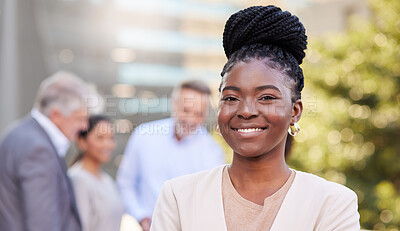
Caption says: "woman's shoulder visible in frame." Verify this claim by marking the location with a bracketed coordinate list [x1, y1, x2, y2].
[293, 170, 357, 199]
[273, 171, 360, 230]
[167, 165, 226, 191]
[68, 163, 97, 186]
[68, 162, 84, 178]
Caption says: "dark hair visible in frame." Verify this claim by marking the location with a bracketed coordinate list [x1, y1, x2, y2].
[220, 5, 308, 102]
[78, 115, 111, 139]
[69, 115, 111, 166]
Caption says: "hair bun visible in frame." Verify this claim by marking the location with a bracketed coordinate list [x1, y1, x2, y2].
[223, 5, 307, 64]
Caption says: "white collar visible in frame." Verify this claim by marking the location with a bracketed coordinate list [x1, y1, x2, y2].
[31, 109, 70, 158]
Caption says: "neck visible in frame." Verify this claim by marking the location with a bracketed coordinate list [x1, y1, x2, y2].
[80, 155, 102, 178]
[228, 148, 291, 190]
[174, 124, 189, 142]
[174, 130, 184, 141]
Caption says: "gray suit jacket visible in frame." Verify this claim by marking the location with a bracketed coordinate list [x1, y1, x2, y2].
[0, 116, 81, 231]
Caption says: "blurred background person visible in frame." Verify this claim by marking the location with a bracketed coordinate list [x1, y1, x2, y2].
[0, 71, 90, 231]
[69, 115, 124, 231]
[116, 80, 226, 231]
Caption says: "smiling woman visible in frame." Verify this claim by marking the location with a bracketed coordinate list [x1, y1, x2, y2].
[68, 115, 125, 231]
[150, 5, 360, 231]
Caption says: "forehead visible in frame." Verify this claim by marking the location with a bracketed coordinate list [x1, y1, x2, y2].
[222, 59, 291, 91]
[93, 121, 113, 132]
[177, 88, 208, 103]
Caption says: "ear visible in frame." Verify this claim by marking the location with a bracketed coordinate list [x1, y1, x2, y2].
[48, 108, 63, 126]
[290, 99, 303, 125]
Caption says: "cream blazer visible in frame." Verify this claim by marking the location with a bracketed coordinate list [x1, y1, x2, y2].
[151, 165, 360, 231]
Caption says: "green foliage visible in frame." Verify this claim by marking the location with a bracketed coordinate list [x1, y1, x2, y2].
[288, 0, 400, 229]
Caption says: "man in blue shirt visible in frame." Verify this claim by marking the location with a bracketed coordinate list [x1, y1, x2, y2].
[116, 80, 225, 231]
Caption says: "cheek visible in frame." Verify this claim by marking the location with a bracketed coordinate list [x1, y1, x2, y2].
[217, 111, 226, 129]
[217, 108, 235, 136]
[85, 139, 97, 152]
[261, 102, 292, 121]
[218, 104, 234, 123]
[109, 140, 116, 150]
[269, 108, 288, 121]
[86, 136, 103, 152]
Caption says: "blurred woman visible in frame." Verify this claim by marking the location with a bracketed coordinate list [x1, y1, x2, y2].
[150, 5, 360, 231]
[69, 115, 124, 231]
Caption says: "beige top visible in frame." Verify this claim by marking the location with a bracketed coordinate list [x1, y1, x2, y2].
[150, 165, 360, 231]
[222, 166, 296, 231]
[68, 162, 125, 231]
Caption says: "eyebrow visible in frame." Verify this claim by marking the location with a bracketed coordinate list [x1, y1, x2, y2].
[221, 86, 240, 92]
[255, 85, 281, 92]
[222, 85, 281, 93]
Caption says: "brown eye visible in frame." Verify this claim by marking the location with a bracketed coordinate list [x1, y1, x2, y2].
[259, 95, 276, 101]
[222, 96, 239, 101]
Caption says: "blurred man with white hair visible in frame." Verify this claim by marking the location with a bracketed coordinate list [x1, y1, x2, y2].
[0, 71, 91, 231]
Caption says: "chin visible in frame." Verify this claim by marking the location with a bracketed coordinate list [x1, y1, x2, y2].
[231, 145, 263, 158]
[98, 156, 110, 164]
[235, 150, 266, 159]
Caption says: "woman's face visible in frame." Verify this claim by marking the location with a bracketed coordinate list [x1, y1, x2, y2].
[79, 121, 116, 164]
[218, 59, 302, 158]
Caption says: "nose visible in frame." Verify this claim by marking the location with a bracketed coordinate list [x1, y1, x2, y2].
[237, 98, 258, 119]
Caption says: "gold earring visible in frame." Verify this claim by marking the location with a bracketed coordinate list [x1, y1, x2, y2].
[288, 122, 300, 136]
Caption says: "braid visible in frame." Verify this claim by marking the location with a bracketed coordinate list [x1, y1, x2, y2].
[221, 5, 307, 101]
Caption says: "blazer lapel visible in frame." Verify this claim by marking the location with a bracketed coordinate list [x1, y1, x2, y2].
[270, 171, 316, 231]
[195, 165, 228, 231]
[58, 155, 82, 226]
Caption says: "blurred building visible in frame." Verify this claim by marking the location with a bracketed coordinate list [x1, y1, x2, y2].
[293, 0, 370, 35]
[0, 0, 368, 176]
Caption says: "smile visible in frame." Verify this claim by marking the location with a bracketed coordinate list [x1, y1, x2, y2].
[235, 128, 264, 133]
[231, 127, 267, 137]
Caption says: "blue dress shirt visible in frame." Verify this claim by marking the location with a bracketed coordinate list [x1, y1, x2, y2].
[116, 118, 225, 222]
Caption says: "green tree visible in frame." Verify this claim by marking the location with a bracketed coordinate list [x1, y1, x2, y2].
[288, 0, 400, 229]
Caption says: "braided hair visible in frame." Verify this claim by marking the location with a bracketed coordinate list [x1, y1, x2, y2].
[221, 5, 308, 102]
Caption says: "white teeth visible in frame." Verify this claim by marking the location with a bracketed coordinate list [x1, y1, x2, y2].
[237, 128, 263, 133]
